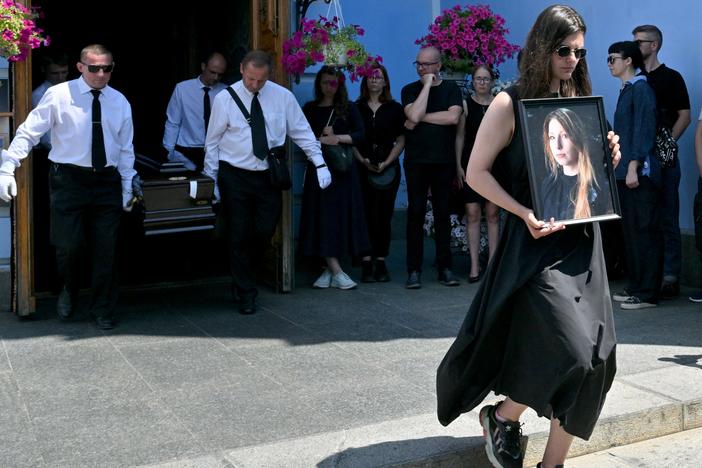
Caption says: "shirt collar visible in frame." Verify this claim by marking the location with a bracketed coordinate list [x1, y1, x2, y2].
[238, 80, 268, 98]
[78, 76, 109, 96]
[625, 75, 647, 86]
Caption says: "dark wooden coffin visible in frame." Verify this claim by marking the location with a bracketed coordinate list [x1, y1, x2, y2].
[135, 154, 216, 235]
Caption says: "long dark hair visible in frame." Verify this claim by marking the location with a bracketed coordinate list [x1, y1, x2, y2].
[359, 63, 393, 103]
[313, 65, 349, 118]
[518, 5, 591, 99]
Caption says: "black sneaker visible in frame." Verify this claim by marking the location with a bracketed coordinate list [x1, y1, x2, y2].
[438, 269, 460, 286]
[612, 289, 631, 302]
[620, 296, 657, 310]
[660, 281, 679, 298]
[689, 291, 702, 303]
[479, 402, 523, 468]
[405, 271, 421, 289]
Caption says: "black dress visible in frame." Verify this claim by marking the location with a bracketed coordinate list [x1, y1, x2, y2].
[461, 96, 490, 204]
[298, 102, 370, 258]
[436, 87, 617, 440]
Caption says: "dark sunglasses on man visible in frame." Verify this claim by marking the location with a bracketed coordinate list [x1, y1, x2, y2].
[555, 46, 587, 59]
[81, 63, 115, 73]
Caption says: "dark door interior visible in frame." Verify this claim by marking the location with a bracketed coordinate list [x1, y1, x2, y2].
[31, 0, 251, 292]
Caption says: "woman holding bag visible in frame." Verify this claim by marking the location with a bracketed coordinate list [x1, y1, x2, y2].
[299, 66, 369, 289]
[355, 64, 405, 283]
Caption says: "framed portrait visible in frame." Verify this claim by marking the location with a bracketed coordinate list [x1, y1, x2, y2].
[518, 96, 621, 225]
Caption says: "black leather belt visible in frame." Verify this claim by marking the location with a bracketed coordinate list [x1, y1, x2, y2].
[53, 162, 117, 173]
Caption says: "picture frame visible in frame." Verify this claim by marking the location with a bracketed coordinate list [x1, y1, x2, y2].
[518, 96, 621, 225]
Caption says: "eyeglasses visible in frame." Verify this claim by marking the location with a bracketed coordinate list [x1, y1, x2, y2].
[413, 61, 439, 68]
[473, 77, 492, 84]
[555, 46, 587, 59]
[607, 55, 623, 65]
[634, 39, 654, 45]
[368, 75, 385, 81]
[81, 62, 114, 73]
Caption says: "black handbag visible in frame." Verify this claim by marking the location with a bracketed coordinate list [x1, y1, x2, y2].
[322, 143, 354, 172]
[267, 145, 292, 190]
[655, 126, 678, 168]
[368, 164, 398, 190]
[225, 88, 291, 190]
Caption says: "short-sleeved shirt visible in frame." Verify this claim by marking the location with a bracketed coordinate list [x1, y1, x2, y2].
[644, 64, 690, 129]
[401, 80, 462, 164]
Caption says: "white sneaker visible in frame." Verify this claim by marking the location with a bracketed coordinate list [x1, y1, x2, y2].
[313, 270, 332, 288]
[331, 271, 357, 290]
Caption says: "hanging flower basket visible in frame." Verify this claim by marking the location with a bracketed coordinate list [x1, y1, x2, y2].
[282, 15, 382, 83]
[0, 1, 49, 61]
[415, 4, 519, 75]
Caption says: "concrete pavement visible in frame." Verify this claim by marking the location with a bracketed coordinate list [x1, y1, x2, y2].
[1, 241, 702, 467]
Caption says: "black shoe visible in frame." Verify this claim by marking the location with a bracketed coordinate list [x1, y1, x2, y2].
[361, 260, 376, 283]
[438, 269, 460, 286]
[374, 259, 390, 282]
[405, 271, 421, 289]
[468, 273, 481, 284]
[56, 287, 73, 320]
[238, 298, 257, 315]
[660, 281, 680, 298]
[479, 402, 524, 468]
[93, 315, 116, 330]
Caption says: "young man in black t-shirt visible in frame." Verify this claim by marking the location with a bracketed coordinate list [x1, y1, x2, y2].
[401, 46, 463, 289]
[633, 25, 691, 297]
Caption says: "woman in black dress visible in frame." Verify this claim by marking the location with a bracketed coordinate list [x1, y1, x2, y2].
[436, 5, 621, 468]
[299, 66, 369, 290]
[455, 65, 500, 282]
[355, 64, 405, 282]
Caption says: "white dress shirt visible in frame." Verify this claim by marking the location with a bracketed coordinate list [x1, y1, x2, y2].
[0, 76, 136, 195]
[162, 77, 227, 151]
[203, 80, 324, 182]
[31, 81, 53, 148]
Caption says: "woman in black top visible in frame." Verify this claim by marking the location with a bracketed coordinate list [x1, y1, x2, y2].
[355, 64, 405, 282]
[299, 66, 369, 290]
[455, 65, 500, 282]
[436, 5, 621, 468]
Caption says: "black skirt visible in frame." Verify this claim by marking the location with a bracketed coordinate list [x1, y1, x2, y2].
[298, 161, 371, 258]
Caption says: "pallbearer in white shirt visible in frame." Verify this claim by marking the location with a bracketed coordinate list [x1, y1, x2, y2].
[0, 44, 136, 330]
[204, 50, 331, 314]
[163, 51, 228, 171]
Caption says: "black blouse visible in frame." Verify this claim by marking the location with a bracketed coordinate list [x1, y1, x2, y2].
[302, 102, 365, 146]
[355, 99, 405, 164]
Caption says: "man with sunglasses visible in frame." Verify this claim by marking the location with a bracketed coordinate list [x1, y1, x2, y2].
[0, 44, 136, 329]
[163, 51, 228, 171]
[401, 46, 463, 289]
[633, 24, 691, 298]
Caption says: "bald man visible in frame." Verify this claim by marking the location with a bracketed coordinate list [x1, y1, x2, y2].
[163, 51, 228, 171]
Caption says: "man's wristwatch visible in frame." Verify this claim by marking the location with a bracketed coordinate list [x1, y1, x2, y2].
[315, 163, 327, 169]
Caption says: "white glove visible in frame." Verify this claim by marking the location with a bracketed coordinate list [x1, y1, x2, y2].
[122, 191, 133, 212]
[168, 149, 197, 171]
[0, 173, 17, 202]
[317, 166, 332, 189]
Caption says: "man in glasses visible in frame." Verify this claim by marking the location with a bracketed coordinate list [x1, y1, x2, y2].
[0, 44, 136, 330]
[163, 51, 228, 171]
[633, 24, 691, 298]
[401, 46, 463, 289]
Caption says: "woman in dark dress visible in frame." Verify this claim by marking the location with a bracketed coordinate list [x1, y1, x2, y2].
[299, 66, 369, 290]
[436, 5, 621, 468]
[540, 108, 604, 221]
[455, 65, 500, 282]
[355, 64, 405, 283]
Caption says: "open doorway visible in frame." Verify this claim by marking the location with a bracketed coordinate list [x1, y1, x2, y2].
[30, 0, 252, 292]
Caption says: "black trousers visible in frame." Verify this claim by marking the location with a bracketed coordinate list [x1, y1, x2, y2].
[617, 177, 662, 303]
[218, 162, 281, 301]
[175, 145, 205, 172]
[359, 164, 400, 258]
[49, 163, 122, 317]
[404, 162, 454, 273]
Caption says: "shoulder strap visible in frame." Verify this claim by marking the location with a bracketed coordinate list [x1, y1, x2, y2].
[225, 87, 252, 126]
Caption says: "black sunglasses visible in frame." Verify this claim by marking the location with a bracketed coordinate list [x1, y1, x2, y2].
[555, 46, 587, 59]
[607, 56, 623, 65]
[634, 39, 654, 45]
[81, 62, 114, 73]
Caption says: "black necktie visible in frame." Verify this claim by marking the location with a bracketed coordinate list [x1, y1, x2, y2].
[250, 92, 268, 160]
[203, 86, 211, 131]
[90, 90, 107, 169]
